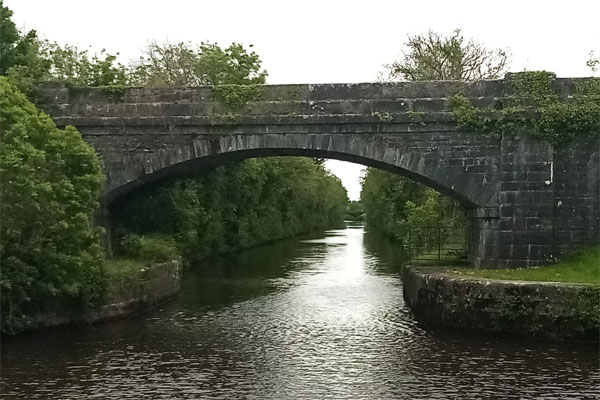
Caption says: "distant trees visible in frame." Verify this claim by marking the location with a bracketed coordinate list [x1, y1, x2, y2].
[345, 201, 364, 221]
[384, 29, 509, 81]
[114, 158, 348, 263]
[360, 169, 461, 242]
[0, 77, 106, 333]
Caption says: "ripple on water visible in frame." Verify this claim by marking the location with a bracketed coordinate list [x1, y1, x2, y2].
[1, 225, 598, 399]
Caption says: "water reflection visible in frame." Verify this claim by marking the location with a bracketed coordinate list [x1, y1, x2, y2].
[1, 223, 598, 399]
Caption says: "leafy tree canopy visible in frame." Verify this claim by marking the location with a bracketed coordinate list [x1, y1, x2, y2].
[115, 157, 348, 263]
[1, 1, 127, 92]
[0, 77, 106, 333]
[384, 28, 509, 81]
[129, 41, 267, 87]
[0, 1, 41, 75]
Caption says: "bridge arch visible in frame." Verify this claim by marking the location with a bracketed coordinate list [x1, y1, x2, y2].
[102, 133, 497, 210]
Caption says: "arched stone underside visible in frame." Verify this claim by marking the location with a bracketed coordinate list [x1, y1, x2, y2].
[99, 134, 499, 209]
[37, 80, 599, 268]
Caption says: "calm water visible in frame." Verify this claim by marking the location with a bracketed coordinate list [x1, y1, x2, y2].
[2, 224, 599, 399]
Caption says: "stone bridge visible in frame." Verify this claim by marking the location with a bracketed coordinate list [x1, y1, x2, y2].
[37, 78, 599, 268]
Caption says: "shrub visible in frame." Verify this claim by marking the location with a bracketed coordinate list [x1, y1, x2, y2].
[0, 77, 105, 333]
[117, 233, 179, 263]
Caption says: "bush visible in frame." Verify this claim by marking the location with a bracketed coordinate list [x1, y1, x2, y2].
[113, 157, 349, 263]
[0, 77, 106, 333]
[117, 233, 179, 263]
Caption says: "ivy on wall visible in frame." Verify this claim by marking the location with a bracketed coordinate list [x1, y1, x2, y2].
[449, 71, 600, 148]
[212, 84, 262, 110]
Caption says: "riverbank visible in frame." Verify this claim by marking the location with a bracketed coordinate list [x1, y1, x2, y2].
[448, 247, 600, 284]
[5, 224, 598, 399]
[403, 266, 600, 342]
[29, 260, 181, 331]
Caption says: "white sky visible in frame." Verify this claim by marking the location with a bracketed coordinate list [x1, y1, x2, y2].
[6, 0, 599, 200]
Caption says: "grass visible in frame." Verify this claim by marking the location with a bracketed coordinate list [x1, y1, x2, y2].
[409, 247, 469, 266]
[448, 247, 600, 284]
[104, 258, 150, 284]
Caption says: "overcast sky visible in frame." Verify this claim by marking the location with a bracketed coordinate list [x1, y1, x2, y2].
[6, 0, 599, 200]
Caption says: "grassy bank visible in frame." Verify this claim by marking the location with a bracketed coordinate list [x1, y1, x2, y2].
[105, 258, 150, 283]
[450, 247, 600, 284]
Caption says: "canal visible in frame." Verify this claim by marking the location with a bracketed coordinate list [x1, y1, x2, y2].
[2, 223, 598, 399]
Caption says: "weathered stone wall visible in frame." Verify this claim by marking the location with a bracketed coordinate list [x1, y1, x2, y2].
[31, 260, 181, 329]
[553, 140, 600, 257]
[36, 79, 600, 267]
[403, 266, 600, 342]
[36, 82, 503, 210]
[497, 138, 556, 267]
[497, 137, 600, 267]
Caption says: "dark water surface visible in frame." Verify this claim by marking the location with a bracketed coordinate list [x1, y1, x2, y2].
[2, 224, 599, 399]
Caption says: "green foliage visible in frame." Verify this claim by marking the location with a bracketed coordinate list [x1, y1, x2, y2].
[41, 44, 128, 87]
[450, 247, 600, 284]
[360, 168, 466, 249]
[99, 84, 129, 102]
[345, 201, 364, 221]
[129, 41, 267, 87]
[114, 158, 348, 264]
[384, 29, 509, 81]
[449, 71, 600, 148]
[1, 2, 128, 95]
[361, 168, 426, 240]
[0, 3, 42, 76]
[129, 41, 266, 109]
[0, 2, 51, 93]
[0, 77, 106, 333]
[103, 258, 147, 285]
[116, 234, 179, 263]
[372, 111, 394, 122]
[196, 42, 267, 85]
[213, 84, 262, 110]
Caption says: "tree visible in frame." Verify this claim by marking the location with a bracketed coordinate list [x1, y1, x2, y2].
[588, 51, 599, 74]
[42, 44, 128, 86]
[0, 1, 51, 92]
[129, 41, 267, 87]
[363, 29, 504, 246]
[0, 77, 106, 333]
[114, 158, 348, 263]
[360, 168, 427, 239]
[384, 29, 509, 81]
[1, 2, 127, 92]
[0, 1, 40, 75]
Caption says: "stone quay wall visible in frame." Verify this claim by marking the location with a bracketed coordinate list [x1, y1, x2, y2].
[31, 260, 181, 330]
[403, 266, 600, 342]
